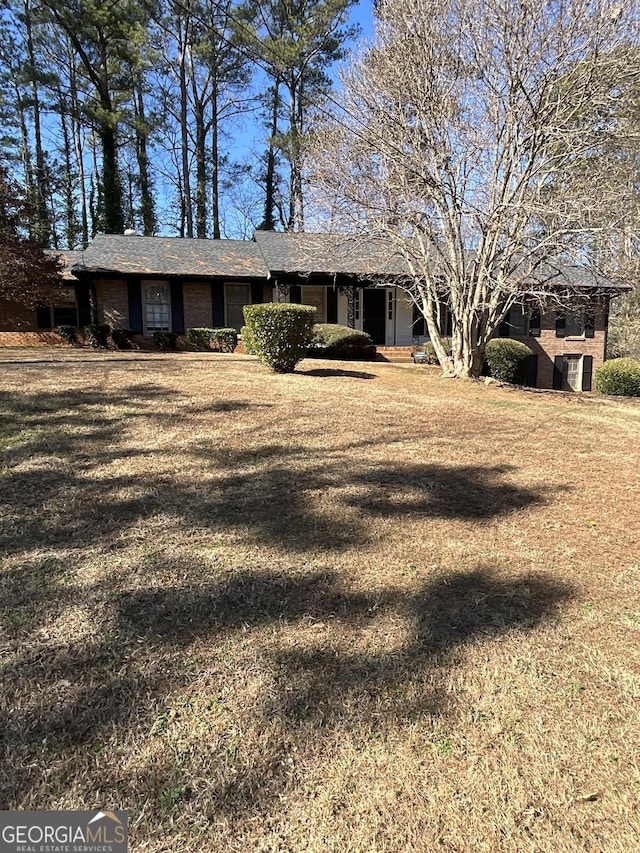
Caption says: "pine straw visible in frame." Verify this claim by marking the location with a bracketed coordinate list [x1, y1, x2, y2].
[0, 349, 639, 852]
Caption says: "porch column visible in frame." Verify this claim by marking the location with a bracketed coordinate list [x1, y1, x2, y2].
[275, 281, 290, 303]
[345, 286, 356, 329]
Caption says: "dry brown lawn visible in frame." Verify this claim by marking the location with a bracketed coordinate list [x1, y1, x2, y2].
[0, 348, 639, 852]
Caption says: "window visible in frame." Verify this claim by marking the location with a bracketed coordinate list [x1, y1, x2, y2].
[387, 290, 394, 321]
[565, 356, 581, 391]
[226, 283, 251, 331]
[500, 304, 528, 337]
[144, 283, 170, 332]
[553, 354, 594, 392]
[301, 286, 326, 322]
[38, 287, 79, 329]
[53, 287, 79, 326]
[354, 289, 361, 321]
[556, 304, 595, 339]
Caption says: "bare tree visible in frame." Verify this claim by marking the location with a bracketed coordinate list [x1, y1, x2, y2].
[311, 0, 639, 378]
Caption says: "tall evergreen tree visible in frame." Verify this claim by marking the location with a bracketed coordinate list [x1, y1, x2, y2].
[237, 0, 359, 232]
[39, 0, 149, 234]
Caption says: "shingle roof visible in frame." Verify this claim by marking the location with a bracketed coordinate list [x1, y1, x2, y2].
[66, 232, 628, 292]
[72, 234, 269, 279]
[525, 260, 631, 291]
[253, 231, 411, 276]
[46, 249, 85, 280]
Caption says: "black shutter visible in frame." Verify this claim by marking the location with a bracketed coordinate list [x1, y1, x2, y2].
[529, 309, 541, 337]
[585, 308, 595, 338]
[526, 354, 538, 387]
[445, 308, 453, 336]
[170, 281, 184, 334]
[290, 285, 302, 304]
[251, 282, 263, 304]
[582, 355, 593, 391]
[212, 283, 225, 327]
[327, 288, 338, 324]
[76, 285, 91, 326]
[499, 308, 510, 337]
[127, 281, 143, 333]
[553, 355, 564, 390]
[36, 304, 51, 329]
[555, 312, 566, 337]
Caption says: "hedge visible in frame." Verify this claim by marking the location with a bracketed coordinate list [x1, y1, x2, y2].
[186, 327, 238, 352]
[308, 323, 375, 360]
[484, 337, 533, 383]
[243, 303, 316, 372]
[153, 331, 178, 351]
[595, 357, 640, 396]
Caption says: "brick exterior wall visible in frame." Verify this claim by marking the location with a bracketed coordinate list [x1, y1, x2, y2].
[184, 283, 213, 330]
[512, 301, 607, 390]
[95, 279, 129, 328]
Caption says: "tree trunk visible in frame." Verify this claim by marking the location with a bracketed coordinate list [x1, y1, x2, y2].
[178, 17, 194, 238]
[15, 82, 35, 241]
[191, 81, 207, 239]
[259, 81, 280, 231]
[211, 79, 220, 239]
[57, 85, 78, 248]
[134, 83, 156, 235]
[24, 0, 51, 246]
[99, 121, 124, 234]
[67, 40, 89, 247]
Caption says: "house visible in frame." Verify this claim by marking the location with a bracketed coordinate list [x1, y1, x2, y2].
[0, 232, 628, 391]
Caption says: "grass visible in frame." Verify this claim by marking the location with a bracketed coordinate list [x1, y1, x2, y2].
[1, 348, 639, 852]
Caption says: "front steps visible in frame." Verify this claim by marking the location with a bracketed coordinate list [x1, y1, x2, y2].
[374, 346, 418, 364]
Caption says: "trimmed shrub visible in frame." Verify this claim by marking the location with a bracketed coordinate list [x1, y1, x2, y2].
[485, 337, 533, 383]
[84, 324, 110, 348]
[186, 327, 211, 350]
[209, 328, 238, 352]
[243, 303, 316, 372]
[111, 328, 135, 350]
[240, 325, 256, 355]
[186, 327, 238, 352]
[595, 357, 640, 396]
[308, 323, 375, 360]
[56, 325, 78, 345]
[153, 330, 178, 351]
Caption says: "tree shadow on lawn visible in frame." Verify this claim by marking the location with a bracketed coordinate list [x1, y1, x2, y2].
[300, 367, 376, 379]
[0, 562, 573, 821]
[1, 456, 560, 556]
[0, 384, 566, 555]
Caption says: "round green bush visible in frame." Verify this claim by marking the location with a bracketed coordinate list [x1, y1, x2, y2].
[186, 328, 212, 350]
[309, 323, 375, 360]
[595, 357, 640, 396]
[485, 337, 533, 383]
[243, 303, 316, 372]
